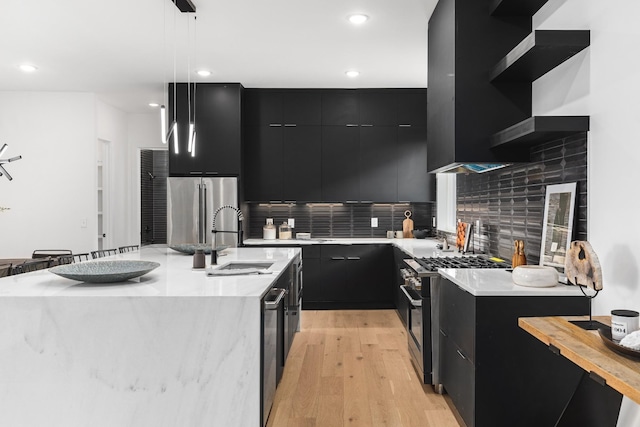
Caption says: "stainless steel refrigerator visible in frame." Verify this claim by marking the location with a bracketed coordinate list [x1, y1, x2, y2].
[167, 177, 240, 249]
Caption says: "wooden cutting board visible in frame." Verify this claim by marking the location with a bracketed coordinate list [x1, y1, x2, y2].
[402, 210, 414, 238]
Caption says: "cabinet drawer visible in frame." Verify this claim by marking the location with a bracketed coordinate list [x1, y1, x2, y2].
[320, 244, 371, 260]
[440, 330, 475, 427]
[440, 279, 476, 364]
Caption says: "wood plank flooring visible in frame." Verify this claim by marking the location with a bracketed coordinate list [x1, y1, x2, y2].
[267, 310, 462, 427]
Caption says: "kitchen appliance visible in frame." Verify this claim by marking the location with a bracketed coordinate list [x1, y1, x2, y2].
[261, 286, 286, 427]
[401, 255, 510, 392]
[167, 177, 239, 249]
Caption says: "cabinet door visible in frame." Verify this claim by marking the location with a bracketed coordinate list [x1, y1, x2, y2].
[301, 258, 322, 308]
[283, 91, 321, 125]
[321, 90, 359, 125]
[347, 245, 393, 304]
[283, 126, 322, 201]
[358, 90, 397, 126]
[196, 84, 242, 175]
[321, 126, 360, 201]
[244, 125, 283, 201]
[359, 126, 397, 202]
[441, 279, 476, 364]
[397, 126, 435, 202]
[397, 90, 428, 127]
[440, 330, 475, 427]
[244, 90, 283, 126]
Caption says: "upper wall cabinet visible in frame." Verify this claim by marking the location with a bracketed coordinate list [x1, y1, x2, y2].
[489, 0, 549, 16]
[396, 90, 428, 127]
[358, 90, 397, 126]
[321, 90, 359, 126]
[245, 90, 321, 126]
[168, 83, 243, 177]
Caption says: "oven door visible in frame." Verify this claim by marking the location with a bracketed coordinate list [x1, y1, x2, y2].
[401, 284, 424, 376]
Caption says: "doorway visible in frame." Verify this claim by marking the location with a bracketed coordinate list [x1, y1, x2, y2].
[97, 139, 111, 250]
[140, 149, 168, 245]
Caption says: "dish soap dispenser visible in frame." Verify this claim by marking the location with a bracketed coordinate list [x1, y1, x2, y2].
[263, 218, 276, 240]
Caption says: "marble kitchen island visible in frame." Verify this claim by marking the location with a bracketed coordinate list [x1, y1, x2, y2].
[0, 245, 301, 427]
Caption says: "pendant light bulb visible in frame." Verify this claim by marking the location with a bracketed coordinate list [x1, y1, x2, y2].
[190, 130, 197, 157]
[172, 122, 179, 154]
[160, 105, 167, 144]
[187, 122, 195, 152]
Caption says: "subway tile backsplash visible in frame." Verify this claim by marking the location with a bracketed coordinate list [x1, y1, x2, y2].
[456, 133, 587, 264]
[248, 203, 435, 239]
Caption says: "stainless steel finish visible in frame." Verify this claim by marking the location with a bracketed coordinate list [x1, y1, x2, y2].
[262, 287, 282, 427]
[167, 177, 239, 248]
[265, 288, 286, 309]
[284, 124, 297, 127]
[404, 258, 433, 277]
[401, 285, 422, 307]
[269, 124, 282, 127]
[430, 275, 443, 394]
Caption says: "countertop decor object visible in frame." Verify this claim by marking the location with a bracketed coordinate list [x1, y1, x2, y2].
[512, 265, 558, 287]
[402, 210, 414, 238]
[49, 260, 160, 283]
[169, 243, 228, 255]
[511, 240, 527, 267]
[565, 240, 606, 330]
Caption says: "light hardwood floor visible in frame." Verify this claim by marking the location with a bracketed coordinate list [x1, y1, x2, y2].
[267, 309, 462, 427]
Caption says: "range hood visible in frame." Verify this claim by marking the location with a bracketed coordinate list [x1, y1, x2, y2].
[433, 163, 512, 174]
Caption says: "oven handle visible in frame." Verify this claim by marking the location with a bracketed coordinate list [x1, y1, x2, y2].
[400, 285, 422, 307]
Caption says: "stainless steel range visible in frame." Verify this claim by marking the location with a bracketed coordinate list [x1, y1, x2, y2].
[401, 255, 509, 393]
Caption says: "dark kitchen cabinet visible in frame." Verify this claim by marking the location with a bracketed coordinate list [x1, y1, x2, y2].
[245, 89, 321, 126]
[438, 278, 590, 427]
[321, 126, 360, 202]
[244, 88, 432, 203]
[358, 90, 397, 126]
[244, 125, 283, 202]
[397, 126, 434, 202]
[359, 126, 397, 202]
[303, 245, 393, 309]
[244, 125, 321, 202]
[321, 90, 359, 126]
[168, 83, 243, 177]
[283, 126, 322, 201]
[396, 90, 428, 127]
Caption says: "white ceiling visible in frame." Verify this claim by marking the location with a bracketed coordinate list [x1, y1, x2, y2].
[0, 0, 437, 113]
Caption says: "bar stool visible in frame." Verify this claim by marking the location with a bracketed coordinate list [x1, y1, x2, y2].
[73, 253, 91, 263]
[118, 245, 139, 253]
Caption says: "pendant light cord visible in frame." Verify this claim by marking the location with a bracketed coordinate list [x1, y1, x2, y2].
[193, 15, 197, 126]
[187, 14, 191, 125]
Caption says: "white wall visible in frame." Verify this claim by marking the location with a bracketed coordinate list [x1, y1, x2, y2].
[0, 92, 97, 257]
[533, 2, 640, 424]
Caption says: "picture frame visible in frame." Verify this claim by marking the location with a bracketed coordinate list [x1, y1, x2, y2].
[539, 182, 577, 275]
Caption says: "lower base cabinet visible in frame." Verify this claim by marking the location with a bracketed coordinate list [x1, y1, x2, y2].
[439, 278, 590, 427]
[302, 244, 393, 310]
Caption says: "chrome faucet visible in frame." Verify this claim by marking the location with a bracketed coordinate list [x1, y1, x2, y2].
[211, 205, 244, 264]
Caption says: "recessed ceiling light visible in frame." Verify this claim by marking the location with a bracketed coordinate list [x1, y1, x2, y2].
[19, 64, 37, 73]
[345, 70, 360, 78]
[197, 70, 211, 77]
[348, 14, 369, 25]
[148, 103, 160, 108]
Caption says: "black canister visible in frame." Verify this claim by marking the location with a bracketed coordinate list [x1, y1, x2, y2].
[193, 249, 206, 269]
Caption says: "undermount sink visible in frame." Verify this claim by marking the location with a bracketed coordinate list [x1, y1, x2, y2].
[216, 262, 274, 271]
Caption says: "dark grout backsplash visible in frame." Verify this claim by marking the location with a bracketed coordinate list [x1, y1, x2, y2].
[248, 203, 435, 239]
[140, 150, 168, 245]
[456, 133, 587, 264]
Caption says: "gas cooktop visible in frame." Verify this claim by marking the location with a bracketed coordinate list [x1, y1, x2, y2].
[415, 256, 510, 272]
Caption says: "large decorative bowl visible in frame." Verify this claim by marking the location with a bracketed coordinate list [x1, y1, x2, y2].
[169, 243, 228, 255]
[49, 260, 160, 283]
[512, 265, 559, 288]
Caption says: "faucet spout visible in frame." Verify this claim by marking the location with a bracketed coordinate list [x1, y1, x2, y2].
[212, 205, 245, 248]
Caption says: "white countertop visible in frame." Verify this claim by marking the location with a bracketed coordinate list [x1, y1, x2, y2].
[0, 245, 301, 298]
[439, 268, 586, 297]
[243, 237, 445, 258]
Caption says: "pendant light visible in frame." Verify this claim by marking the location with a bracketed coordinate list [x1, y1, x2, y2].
[170, 0, 179, 155]
[187, 15, 198, 157]
[0, 143, 22, 181]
